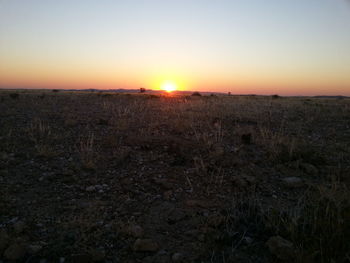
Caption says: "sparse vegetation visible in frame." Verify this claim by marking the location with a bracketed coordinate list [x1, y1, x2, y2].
[0, 89, 349, 262]
[9, 93, 19, 99]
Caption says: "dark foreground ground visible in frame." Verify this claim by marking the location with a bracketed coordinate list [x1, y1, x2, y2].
[0, 90, 349, 263]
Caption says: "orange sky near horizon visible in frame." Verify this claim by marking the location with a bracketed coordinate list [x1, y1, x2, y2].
[1, 61, 349, 95]
[1, 1, 350, 96]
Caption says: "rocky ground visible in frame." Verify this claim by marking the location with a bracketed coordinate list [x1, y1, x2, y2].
[0, 90, 349, 262]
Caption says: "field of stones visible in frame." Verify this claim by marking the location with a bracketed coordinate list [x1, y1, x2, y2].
[0, 89, 349, 262]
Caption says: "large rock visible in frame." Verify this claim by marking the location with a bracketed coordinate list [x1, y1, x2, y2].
[266, 236, 294, 260]
[281, 177, 303, 188]
[133, 239, 159, 252]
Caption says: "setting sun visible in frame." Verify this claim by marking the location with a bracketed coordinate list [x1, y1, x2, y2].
[161, 82, 177, 92]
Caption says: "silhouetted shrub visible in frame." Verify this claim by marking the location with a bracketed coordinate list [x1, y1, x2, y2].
[140, 87, 146, 93]
[9, 93, 19, 99]
[191, 92, 202, 96]
[272, 94, 280, 99]
[52, 89, 59, 93]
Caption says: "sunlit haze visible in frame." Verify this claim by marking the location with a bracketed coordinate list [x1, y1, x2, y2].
[1, 0, 350, 95]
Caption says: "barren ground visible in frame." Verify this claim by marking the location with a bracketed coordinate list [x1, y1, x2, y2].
[0, 90, 349, 262]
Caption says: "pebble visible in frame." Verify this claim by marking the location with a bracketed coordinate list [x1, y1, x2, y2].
[168, 209, 186, 223]
[128, 224, 144, 238]
[172, 252, 184, 262]
[281, 177, 303, 188]
[243, 236, 253, 245]
[133, 238, 159, 252]
[300, 163, 318, 175]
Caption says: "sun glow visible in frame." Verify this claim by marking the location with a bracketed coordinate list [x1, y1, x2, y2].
[161, 81, 177, 92]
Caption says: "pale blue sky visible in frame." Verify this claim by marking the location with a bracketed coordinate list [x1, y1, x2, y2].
[1, 0, 350, 94]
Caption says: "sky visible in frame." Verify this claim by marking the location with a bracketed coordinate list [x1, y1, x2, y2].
[0, 0, 350, 95]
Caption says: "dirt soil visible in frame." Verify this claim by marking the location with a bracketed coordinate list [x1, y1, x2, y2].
[0, 90, 349, 263]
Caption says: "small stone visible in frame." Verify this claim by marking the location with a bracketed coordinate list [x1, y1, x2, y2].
[168, 209, 186, 224]
[13, 221, 26, 234]
[243, 236, 253, 245]
[86, 186, 96, 192]
[4, 243, 27, 261]
[282, 177, 303, 188]
[27, 244, 42, 254]
[128, 225, 144, 238]
[300, 163, 318, 175]
[133, 238, 159, 252]
[243, 175, 257, 185]
[172, 252, 184, 262]
[266, 236, 294, 260]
